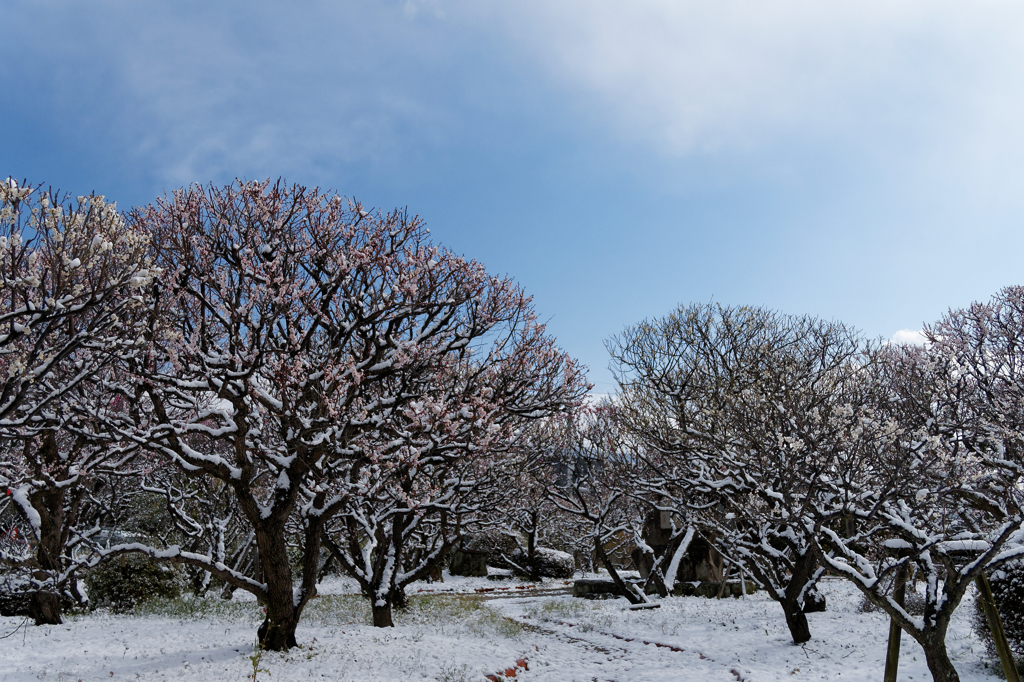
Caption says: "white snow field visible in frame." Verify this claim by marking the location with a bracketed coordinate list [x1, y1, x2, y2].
[0, 575, 1003, 682]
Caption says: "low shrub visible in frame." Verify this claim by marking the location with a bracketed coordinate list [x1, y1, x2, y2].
[85, 554, 183, 613]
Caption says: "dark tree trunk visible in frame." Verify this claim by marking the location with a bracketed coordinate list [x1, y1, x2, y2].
[393, 584, 408, 610]
[28, 592, 62, 625]
[781, 599, 811, 644]
[28, 434, 67, 626]
[777, 549, 818, 644]
[253, 501, 324, 650]
[365, 513, 412, 627]
[257, 615, 298, 651]
[372, 599, 395, 627]
[922, 640, 961, 682]
[255, 525, 301, 651]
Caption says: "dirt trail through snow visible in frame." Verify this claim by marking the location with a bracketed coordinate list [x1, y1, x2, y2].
[491, 595, 747, 682]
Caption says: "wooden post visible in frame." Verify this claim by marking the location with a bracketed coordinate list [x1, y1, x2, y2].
[975, 572, 1021, 682]
[884, 563, 909, 682]
[717, 561, 731, 599]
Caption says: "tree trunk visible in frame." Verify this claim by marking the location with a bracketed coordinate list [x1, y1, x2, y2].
[778, 549, 817, 644]
[255, 526, 300, 651]
[28, 592, 62, 625]
[922, 639, 961, 682]
[884, 563, 909, 682]
[366, 513, 409, 627]
[976, 573, 1022, 682]
[595, 537, 642, 605]
[372, 598, 395, 627]
[257, 615, 298, 651]
[527, 511, 542, 582]
[393, 584, 408, 610]
[782, 599, 811, 644]
[27, 432, 67, 626]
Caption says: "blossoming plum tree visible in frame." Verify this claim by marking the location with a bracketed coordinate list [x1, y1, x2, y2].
[116, 180, 586, 648]
[0, 180, 154, 624]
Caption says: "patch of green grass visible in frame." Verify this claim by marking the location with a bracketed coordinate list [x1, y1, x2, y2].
[392, 594, 523, 640]
[470, 604, 524, 640]
[531, 598, 591, 618]
[397, 594, 482, 625]
[123, 594, 263, 623]
[85, 588, 522, 641]
[521, 597, 616, 632]
[299, 594, 370, 626]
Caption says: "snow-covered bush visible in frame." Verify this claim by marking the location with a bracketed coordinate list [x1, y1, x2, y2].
[85, 555, 182, 613]
[973, 562, 1024, 671]
[0, 576, 32, 616]
[510, 547, 574, 579]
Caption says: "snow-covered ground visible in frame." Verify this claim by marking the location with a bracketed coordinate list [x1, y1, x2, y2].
[0, 575, 1003, 681]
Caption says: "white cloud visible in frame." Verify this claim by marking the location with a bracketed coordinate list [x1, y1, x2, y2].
[891, 329, 926, 346]
[463, 0, 1024, 197]
[10, 0, 1024, 207]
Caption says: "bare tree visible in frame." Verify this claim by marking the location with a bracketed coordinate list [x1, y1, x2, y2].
[546, 405, 654, 605]
[485, 418, 593, 582]
[610, 303, 875, 643]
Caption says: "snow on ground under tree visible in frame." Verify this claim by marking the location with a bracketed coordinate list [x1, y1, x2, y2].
[0, 575, 1003, 681]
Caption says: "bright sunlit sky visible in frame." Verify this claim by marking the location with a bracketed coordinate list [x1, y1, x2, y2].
[4, 1, 1024, 393]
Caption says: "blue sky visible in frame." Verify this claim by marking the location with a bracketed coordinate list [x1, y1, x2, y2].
[4, 0, 1024, 393]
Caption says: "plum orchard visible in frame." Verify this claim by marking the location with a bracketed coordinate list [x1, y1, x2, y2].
[607, 306, 877, 641]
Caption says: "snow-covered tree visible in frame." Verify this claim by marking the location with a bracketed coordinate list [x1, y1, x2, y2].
[0, 181, 154, 624]
[481, 416, 593, 581]
[323, 315, 587, 626]
[609, 303, 876, 643]
[545, 405, 656, 604]
[818, 290, 1024, 682]
[115, 180, 585, 648]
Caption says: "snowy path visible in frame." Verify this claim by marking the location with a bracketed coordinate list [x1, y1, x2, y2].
[494, 595, 745, 682]
[486, 579, 994, 682]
